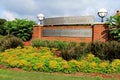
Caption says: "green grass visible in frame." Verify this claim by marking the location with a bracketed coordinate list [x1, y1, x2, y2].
[0, 69, 115, 80]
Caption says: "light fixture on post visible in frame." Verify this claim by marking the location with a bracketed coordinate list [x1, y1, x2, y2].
[98, 8, 108, 22]
[37, 13, 45, 25]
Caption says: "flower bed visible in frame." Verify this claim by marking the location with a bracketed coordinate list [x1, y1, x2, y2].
[0, 46, 120, 73]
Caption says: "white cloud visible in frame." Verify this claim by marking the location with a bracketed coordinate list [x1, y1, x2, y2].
[1, 10, 18, 21]
[0, 0, 38, 15]
[0, 0, 120, 22]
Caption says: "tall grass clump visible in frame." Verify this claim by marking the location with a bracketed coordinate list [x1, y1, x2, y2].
[0, 35, 24, 52]
[88, 41, 120, 61]
[32, 39, 88, 60]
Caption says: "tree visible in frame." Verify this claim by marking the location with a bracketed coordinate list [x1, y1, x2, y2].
[0, 18, 7, 35]
[106, 15, 120, 41]
[4, 18, 36, 41]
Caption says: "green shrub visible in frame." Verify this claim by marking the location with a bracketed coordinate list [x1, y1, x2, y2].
[0, 35, 3, 40]
[32, 39, 44, 47]
[32, 39, 88, 60]
[106, 15, 120, 41]
[88, 41, 105, 60]
[32, 39, 120, 61]
[0, 18, 7, 35]
[88, 41, 120, 61]
[32, 39, 68, 49]
[61, 42, 88, 61]
[0, 35, 24, 52]
[4, 18, 36, 41]
[104, 41, 120, 60]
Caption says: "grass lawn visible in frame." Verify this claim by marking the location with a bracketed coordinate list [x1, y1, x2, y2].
[0, 69, 116, 80]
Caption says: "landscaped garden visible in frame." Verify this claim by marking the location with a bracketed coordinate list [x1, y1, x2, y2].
[0, 40, 120, 80]
[1, 40, 120, 73]
[0, 15, 120, 80]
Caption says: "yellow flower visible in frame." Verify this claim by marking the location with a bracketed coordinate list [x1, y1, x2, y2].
[89, 62, 97, 68]
[54, 57, 63, 61]
[112, 59, 120, 66]
[16, 46, 22, 49]
[40, 47, 51, 52]
[17, 60, 28, 67]
[10, 61, 19, 67]
[111, 67, 116, 72]
[69, 60, 78, 65]
[6, 58, 13, 63]
[49, 60, 57, 69]
[37, 62, 44, 69]
[114, 59, 120, 62]
[87, 53, 95, 59]
[51, 48, 58, 51]
[41, 54, 52, 59]
[111, 60, 120, 72]
[29, 53, 39, 57]
[77, 61, 86, 69]
[84, 53, 95, 62]
[61, 60, 70, 69]
[1, 52, 8, 56]
[99, 61, 108, 68]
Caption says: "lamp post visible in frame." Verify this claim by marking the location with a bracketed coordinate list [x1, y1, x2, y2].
[98, 9, 108, 22]
[37, 13, 45, 25]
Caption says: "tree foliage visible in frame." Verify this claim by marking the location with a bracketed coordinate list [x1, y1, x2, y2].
[4, 18, 36, 41]
[106, 15, 120, 41]
[0, 18, 7, 35]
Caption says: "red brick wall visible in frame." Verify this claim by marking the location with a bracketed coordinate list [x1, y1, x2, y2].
[32, 23, 108, 43]
[32, 25, 42, 39]
[93, 23, 108, 42]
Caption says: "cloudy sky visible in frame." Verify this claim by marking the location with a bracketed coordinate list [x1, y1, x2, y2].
[0, 0, 120, 22]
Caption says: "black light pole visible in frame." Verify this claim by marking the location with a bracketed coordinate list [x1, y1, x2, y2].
[98, 9, 108, 22]
[101, 17, 104, 22]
